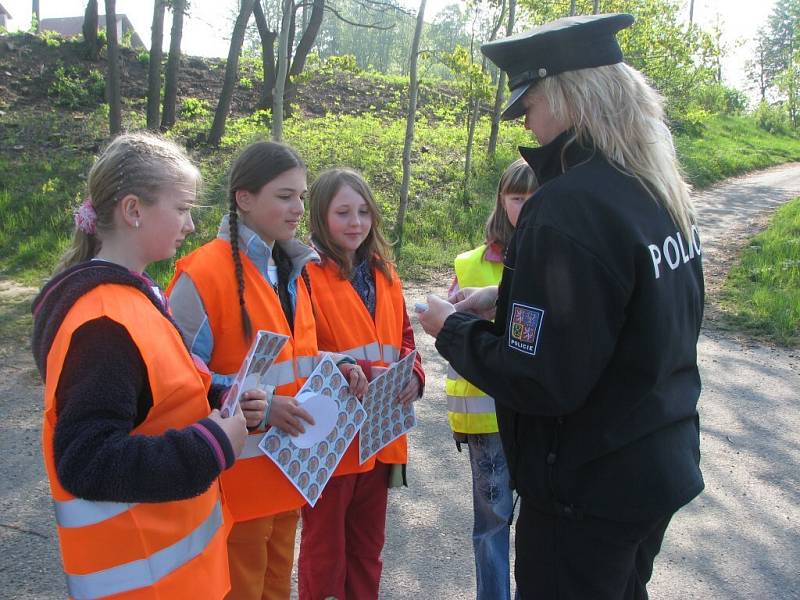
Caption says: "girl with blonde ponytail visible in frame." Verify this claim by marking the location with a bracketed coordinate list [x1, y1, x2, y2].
[31, 133, 253, 599]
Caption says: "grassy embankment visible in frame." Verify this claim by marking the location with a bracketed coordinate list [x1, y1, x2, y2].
[3, 107, 800, 287]
[719, 197, 800, 346]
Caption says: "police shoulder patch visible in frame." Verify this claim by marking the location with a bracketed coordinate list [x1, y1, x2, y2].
[508, 302, 544, 356]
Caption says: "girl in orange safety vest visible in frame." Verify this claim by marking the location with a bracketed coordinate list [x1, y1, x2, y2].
[444, 158, 537, 600]
[298, 168, 425, 600]
[31, 133, 260, 600]
[168, 142, 368, 600]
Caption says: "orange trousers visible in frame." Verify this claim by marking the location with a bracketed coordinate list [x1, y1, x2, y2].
[225, 509, 300, 600]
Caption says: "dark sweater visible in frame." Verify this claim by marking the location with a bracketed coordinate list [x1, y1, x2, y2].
[31, 261, 235, 503]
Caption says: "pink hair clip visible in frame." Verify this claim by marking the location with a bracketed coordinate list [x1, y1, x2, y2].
[74, 197, 97, 235]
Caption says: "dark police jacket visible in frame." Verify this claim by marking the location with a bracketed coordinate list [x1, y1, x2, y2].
[436, 130, 705, 522]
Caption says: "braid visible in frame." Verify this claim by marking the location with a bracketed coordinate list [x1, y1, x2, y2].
[272, 244, 295, 332]
[229, 194, 253, 342]
[301, 267, 312, 298]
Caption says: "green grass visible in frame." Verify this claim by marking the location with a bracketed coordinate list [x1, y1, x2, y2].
[676, 115, 800, 188]
[719, 197, 800, 346]
[2, 103, 800, 289]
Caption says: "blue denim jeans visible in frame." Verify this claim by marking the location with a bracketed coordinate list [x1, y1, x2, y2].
[466, 432, 514, 600]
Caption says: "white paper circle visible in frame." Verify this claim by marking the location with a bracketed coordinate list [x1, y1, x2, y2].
[292, 393, 338, 449]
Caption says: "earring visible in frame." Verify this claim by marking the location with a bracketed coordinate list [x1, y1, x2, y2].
[135, 220, 140, 228]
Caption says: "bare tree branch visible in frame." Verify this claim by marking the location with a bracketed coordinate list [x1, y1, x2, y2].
[324, 4, 395, 30]
[351, 0, 414, 17]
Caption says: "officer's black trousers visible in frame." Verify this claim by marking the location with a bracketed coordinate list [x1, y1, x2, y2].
[514, 498, 672, 600]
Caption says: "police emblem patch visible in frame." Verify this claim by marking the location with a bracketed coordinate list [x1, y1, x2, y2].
[508, 303, 544, 356]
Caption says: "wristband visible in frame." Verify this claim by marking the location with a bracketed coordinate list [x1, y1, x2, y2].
[257, 384, 276, 430]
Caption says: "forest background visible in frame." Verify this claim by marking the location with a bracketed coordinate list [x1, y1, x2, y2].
[1, 0, 800, 287]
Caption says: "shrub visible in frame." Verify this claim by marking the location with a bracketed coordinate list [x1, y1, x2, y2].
[180, 97, 211, 120]
[754, 101, 792, 135]
[41, 30, 63, 48]
[239, 76, 253, 90]
[48, 65, 105, 109]
[137, 50, 150, 66]
[671, 108, 709, 137]
[689, 83, 748, 115]
[324, 55, 361, 75]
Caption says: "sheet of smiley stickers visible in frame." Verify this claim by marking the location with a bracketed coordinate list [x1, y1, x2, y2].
[221, 330, 289, 418]
[259, 354, 367, 506]
[358, 350, 417, 465]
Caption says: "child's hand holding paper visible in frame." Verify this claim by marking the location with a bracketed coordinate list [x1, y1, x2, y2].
[239, 388, 268, 428]
[269, 395, 316, 436]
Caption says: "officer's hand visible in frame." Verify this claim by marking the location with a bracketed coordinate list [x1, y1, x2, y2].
[416, 294, 455, 339]
[452, 285, 498, 320]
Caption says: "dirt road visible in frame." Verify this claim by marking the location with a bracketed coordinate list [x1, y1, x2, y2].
[1, 163, 799, 599]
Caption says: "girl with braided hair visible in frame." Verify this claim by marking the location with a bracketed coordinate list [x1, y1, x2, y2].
[169, 141, 367, 600]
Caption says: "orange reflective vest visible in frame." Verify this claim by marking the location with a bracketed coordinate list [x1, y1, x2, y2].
[42, 284, 229, 600]
[171, 239, 318, 521]
[306, 259, 408, 474]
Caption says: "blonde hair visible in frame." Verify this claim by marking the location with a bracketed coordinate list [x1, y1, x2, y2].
[54, 132, 200, 274]
[534, 63, 694, 240]
[309, 168, 393, 281]
[485, 158, 538, 253]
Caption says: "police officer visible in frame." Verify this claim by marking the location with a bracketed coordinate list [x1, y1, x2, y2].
[417, 13, 705, 600]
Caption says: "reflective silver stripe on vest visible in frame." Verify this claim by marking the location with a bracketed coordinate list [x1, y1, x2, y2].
[66, 500, 223, 600]
[262, 359, 296, 387]
[262, 356, 315, 387]
[341, 341, 380, 362]
[446, 395, 497, 414]
[54, 498, 136, 529]
[341, 342, 399, 365]
[295, 355, 316, 379]
[382, 345, 400, 364]
[240, 431, 268, 459]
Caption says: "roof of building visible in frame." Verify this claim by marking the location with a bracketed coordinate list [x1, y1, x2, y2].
[0, 3, 12, 18]
[40, 14, 144, 48]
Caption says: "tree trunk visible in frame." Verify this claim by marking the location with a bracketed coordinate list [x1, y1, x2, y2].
[395, 0, 426, 252]
[286, 3, 296, 78]
[146, 0, 165, 130]
[161, 0, 186, 130]
[570, 0, 576, 16]
[488, 0, 515, 160]
[208, 0, 257, 146]
[253, 1, 277, 110]
[285, 0, 325, 104]
[463, 97, 479, 193]
[32, 0, 40, 32]
[593, 0, 600, 14]
[105, 0, 121, 134]
[82, 0, 99, 60]
[272, 0, 294, 141]
[689, 0, 694, 25]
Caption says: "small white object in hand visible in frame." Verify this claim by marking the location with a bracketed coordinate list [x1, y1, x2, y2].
[414, 302, 428, 313]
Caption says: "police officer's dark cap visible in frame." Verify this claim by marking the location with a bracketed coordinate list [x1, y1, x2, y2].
[481, 13, 634, 121]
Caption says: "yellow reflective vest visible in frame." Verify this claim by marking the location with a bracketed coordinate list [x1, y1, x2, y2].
[446, 244, 504, 434]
